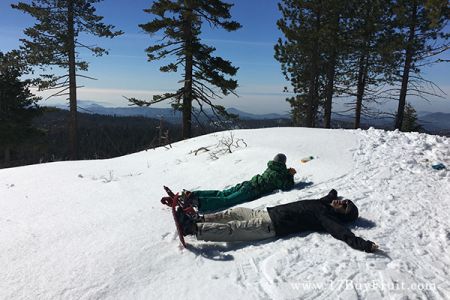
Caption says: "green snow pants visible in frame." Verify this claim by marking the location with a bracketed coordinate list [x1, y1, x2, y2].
[193, 181, 260, 213]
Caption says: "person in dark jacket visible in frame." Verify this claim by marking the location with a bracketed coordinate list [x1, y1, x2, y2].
[176, 189, 379, 253]
[180, 153, 296, 213]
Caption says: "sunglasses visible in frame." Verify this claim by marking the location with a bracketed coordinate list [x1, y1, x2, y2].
[334, 199, 348, 209]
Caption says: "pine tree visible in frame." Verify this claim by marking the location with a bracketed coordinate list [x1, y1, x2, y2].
[275, 0, 352, 128]
[321, 3, 340, 128]
[0, 50, 42, 164]
[275, 0, 325, 127]
[400, 102, 422, 132]
[12, 0, 123, 159]
[343, 0, 400, 129]
[321, 1, 351, 128]
[129, 0, 241, 139]
[392, 0, 449, 129]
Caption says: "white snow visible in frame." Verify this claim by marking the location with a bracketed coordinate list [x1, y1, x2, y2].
[0, 127, 449, 299]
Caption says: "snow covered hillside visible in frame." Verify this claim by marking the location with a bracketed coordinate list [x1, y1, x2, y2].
[1, 127, 449, 300]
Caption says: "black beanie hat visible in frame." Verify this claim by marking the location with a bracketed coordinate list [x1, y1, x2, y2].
[273, 153, 287, 164]
[340, 200, 359, 222]
[335, 199, 359, 222]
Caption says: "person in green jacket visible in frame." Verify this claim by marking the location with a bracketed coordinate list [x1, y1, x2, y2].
[182, 153, 296, 213]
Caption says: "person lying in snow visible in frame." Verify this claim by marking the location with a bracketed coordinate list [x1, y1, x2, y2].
[176, 189, 379, 252]
[170, 153, 297, 213]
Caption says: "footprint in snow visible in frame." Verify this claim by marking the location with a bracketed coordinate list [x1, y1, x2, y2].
[161, 232, 171, 240]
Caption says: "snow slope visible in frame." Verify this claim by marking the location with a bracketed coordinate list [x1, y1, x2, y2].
[0, 127, 449, 300]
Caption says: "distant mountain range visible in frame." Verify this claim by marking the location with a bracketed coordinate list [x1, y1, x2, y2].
[417, 112, 450, 130]
[49, 101, 291, 123]
[48, 100, 450, 132]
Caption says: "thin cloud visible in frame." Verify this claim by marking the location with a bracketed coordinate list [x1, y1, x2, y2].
[73, 87, 171, 95]
[31, 87, 171, 98]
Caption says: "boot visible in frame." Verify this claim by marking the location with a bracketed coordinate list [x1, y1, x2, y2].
[175, 207, 198, 236]
[180, 190, 199, 209]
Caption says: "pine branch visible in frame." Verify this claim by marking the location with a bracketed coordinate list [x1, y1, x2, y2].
[45, 86, 70, 99]
[192, 81, 222, 99]
[76, 74, 98, 80]
[125, 90, 184, 106]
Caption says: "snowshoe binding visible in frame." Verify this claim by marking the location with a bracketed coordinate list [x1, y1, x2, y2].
[163, 186, 199, 248]
[161, 186, 198, 209]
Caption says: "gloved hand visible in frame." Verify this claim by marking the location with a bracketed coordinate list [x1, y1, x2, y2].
[365, 241, 379, 253]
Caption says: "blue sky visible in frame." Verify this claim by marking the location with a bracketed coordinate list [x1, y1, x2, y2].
[1, 0, 449, 115]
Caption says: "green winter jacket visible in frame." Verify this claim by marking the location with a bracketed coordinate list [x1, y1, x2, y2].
[250, 160, 295, 194]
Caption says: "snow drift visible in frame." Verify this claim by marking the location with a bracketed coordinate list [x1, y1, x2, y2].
[0, 127, 449, 299]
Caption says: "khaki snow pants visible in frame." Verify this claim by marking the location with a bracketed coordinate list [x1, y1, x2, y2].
[196, 207, 276, 242]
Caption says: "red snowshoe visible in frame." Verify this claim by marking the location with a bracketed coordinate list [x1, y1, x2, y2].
[164, 186, 198, 248]
[161, 186, 195, 208]
[170, 193, 187, 248]
[161, 186, 179, 207]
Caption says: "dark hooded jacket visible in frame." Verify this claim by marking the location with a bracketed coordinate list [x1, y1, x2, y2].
[266, 194, 374, 252]
[250, 160, 294, 194]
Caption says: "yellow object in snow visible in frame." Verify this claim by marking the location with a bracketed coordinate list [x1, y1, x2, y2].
[301, 156, 314, 163]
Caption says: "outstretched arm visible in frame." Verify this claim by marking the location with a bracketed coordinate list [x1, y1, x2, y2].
[318, 189, 338, 204]
[279, 168, 295, 191]
[318, 214, 377, 252]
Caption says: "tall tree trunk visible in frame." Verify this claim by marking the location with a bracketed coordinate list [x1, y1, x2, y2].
[306, 73, 316, 127]
[324, 53, 336, 128]
[324, 15, 340, 129]
[354, 53, 366, 129]
[67, 0, 78, 159]
[312, 74, 321, 128]
[182, 0, 193, 139]
[306, 9, 321, 128]
[395, 1, 417, 130]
